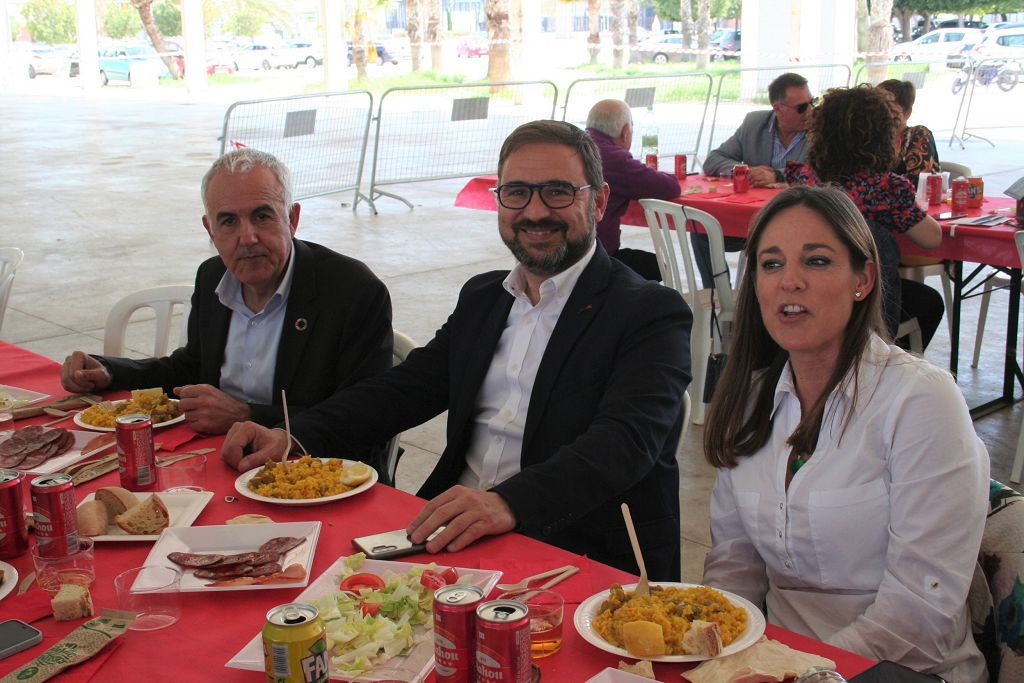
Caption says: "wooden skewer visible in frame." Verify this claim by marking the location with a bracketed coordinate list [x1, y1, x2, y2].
[280, 389, 291, 473]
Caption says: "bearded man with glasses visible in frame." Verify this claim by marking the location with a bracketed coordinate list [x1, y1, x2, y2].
[223, 120, 693, 581]
[696, 72, 815, 288]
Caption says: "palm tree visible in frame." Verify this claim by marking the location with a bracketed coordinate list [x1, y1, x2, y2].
[611, 1, 625, 68]
[426, 0, 443, 71]
[129, 0, 180, 77]
[485, 0, 511, 84]
[407, 0, 423, 71]
[587, 0, 600, 65]
[695, 0, 711, 69]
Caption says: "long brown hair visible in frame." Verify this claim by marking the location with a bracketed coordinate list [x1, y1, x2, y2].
[703, 185, 887, 468]
[806, 85, 903, 181]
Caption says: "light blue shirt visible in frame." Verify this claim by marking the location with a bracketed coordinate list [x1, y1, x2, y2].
[770, 117, 806, 171]
[214, 247, 296, 406]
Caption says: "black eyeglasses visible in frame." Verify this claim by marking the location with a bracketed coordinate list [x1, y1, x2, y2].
[782, 97, 819, 114]
[490, 182, 592, 209]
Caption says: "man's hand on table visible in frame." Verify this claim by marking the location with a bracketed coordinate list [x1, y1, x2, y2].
[221, 421, 289, 472]
[59, 351, 112, 393]
[174, 384, 251, 434]
[407, 486, 517, 553]
[748, 165, 777, 187]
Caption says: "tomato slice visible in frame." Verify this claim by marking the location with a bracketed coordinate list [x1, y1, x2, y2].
[340, 572, 385, 592]
[420, 569, 446, 590]
[440, 567, 459, 585]
[359, 601, 381, 617]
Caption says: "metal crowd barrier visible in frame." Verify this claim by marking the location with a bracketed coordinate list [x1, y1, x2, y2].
[703, 64, 852, 166]
[561, 73, 714, 173]
[364, 80, 559, 213]
[219, 91, 374, 206]
[950, 56, 1024, 149]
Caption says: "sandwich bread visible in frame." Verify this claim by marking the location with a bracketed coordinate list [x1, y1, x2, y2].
[115, 493, 169, 535]
[51, 583, 94, 621]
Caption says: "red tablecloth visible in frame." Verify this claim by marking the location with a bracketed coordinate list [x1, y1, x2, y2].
[0, 341, 875, 681]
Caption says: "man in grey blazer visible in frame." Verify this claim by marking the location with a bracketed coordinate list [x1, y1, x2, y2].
[695, 73, 814, 286]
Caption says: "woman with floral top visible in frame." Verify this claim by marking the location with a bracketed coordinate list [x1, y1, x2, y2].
[877, 79, 940, 186]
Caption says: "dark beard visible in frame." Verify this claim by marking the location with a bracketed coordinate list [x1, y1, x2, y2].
[503, 218, 596, 276]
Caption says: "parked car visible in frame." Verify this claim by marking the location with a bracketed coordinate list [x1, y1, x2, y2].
[457, 33, 489, 58]
[28, 45, 75, 78]
[346, 41, 397, 66]
[232, 43, 293, 70]
[709, 28, 741, 60]
[283, 41, 323, 68]
[968, 26, 1024, 61]
[375, 34, 410, 61]
[629, 34, 688, 64]
[890, 28, 983, 62]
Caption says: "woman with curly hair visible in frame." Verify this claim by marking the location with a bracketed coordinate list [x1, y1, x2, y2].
[877, 79, 940, 186]
[702, 185, 988, 681]
[784, 85, 945, 350]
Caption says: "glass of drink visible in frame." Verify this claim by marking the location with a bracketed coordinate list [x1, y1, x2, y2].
[497, 589, 565, 658]
[157, 454, 207, 492]
[114, 565, 182, 631]
[31, 537, 96, 593]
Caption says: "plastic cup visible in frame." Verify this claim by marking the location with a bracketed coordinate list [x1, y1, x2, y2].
[31, 537, 95, 594]
[114, 565, 182, 631]
[497, 588, 565, 658]
[157, 454, 207, 492]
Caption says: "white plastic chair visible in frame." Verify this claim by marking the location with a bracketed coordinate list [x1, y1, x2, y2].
[1008, 232, 1024, 483]
[383, 330, 418, 486]
[641, 199, 736, 424]
[941, 160, 972, 181]
[103, 285, 193, 356]
[0, 247, 25, 337]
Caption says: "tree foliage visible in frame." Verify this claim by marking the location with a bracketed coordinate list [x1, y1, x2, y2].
[22, 0, 76, 45]
[105, 2, 143, 40]
[153, 2, 182, 37]
[228, 10, 263, 38]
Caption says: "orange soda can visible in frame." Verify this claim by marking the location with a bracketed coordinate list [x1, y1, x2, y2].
[967, 177, 984, 208]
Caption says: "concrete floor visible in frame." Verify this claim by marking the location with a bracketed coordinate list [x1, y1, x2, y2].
[2, 92, 1024, 583]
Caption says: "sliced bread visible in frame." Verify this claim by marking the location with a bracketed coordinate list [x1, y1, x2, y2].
[51, 583, 94, 621]
[115, 494, 169, 535]
[76, 499, 109, 536]
[95, 486, 138, 518]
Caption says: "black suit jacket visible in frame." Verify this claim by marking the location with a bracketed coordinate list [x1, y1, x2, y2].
[98, 239, 393, 431]
[289, 245, 692, 580]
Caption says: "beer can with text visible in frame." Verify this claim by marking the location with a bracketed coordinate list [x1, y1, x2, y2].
[116, 413, 156, 491]
[0, 469, 29, 559]
[434, 584, 484, 683]
[476, 599, 531, 683]
[927, 174, 943, 206]
[262, 603, 329, 683]
[30, 473, 78, 558]
[645, 153, 658, 170]
[674, 154, 688, 179]
[952, 178, 970, 212]
[732, 164, 750, 193]
[967, 176, 985, 208]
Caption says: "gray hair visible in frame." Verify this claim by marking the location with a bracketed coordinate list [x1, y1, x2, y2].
[201, 148, 294, 214]
[586, 99, 632, 139]
[768, 72, 809, 104]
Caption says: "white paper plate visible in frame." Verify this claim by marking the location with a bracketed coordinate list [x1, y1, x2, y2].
[0, 384, 49, 410]
[73, 399, 186, 432]
[0, 561, 18, 602]
[0, 429, 109, 475]
[234, 458, 377, 506]
[78, 490, 213, 541]
[574, 582, 766, 663]
[141, 521, 321, 592]
[585, 668, 662, 683]
[226, 557, 504, 681]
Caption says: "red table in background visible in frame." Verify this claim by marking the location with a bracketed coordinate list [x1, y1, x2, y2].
[457, 176, 1023, 416]
[0, 341, 875, 681]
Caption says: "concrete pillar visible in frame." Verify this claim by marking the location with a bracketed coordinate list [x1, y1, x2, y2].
[181, 0, 207, 95]
[323, 0, 346, 91]
[75, 0, 100, 89]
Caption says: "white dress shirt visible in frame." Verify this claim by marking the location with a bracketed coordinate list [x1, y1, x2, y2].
[703, 336, 988, 682]
[214, 248, 296, 406]
[458, 242, 597, 491]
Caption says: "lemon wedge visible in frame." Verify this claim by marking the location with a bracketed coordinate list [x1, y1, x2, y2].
[340, 462, 373, 487]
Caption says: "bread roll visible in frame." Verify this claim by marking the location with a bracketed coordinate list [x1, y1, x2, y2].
[620, 620, 666, 657]
[51, 583, 94, 621]
[95, 486, 138, 519]
[76, 500, 109, 536]
[131, 387, 164, 402]
[115, 494, 169, 535]
[682, 620, 723, 656]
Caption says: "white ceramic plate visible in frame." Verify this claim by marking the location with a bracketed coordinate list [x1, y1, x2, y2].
[141, 521, 320, 592]
[233, 458, 377, 506]
[78, 490, 213, 541]
[0, 429, 108, 475]
[0, 385, 49, 410]
[573, 582, 766, 663]
[0, 561, 18, 602]
[226, 557, 504, 681]
[73, 399, 186, 432]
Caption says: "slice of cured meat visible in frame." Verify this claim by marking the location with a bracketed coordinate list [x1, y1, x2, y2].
[259, 536, 306, 555]
[207, 551, 264, 568]
[0, 443, 31, 468]
[16, 429, 73, 469]
[245, 561, 283, 577]
[167, 552, 225, 568]
[193, 565, 251, 580]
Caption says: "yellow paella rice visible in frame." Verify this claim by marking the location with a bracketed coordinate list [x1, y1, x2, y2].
[246, 456, 363, 499]
[593, 584, 748, 655]
[79, 393, 181, 428]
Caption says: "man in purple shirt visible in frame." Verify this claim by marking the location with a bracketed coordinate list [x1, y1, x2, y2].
[586, 99, 681, 281]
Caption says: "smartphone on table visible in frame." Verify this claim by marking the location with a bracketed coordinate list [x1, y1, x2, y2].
[935, 212, 967, 220]
[0, 619, 43, 661]
[352, 527, 447, 560]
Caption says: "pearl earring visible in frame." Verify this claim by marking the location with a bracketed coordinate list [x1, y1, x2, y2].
[854, 290, 863, 299]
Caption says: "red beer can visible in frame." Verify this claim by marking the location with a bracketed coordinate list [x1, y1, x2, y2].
[645, 154, 658, 170]
[0, 469, 29, 559]
[967, 176, 984, 208]
[927, 174, 943, 206]
[116, 413, 157, 491]
[30, 473, 78, 558]
[476, 599, 531, 683]
[674, 154, 688, 179]
[732, 164, 750, 193]
[952, 178, 969, 212]
[434, 584, 484, 683]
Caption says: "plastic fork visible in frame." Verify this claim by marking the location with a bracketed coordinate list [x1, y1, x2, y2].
[495, 564, 577, 592]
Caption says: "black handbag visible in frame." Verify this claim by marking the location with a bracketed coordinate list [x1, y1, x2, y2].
[703, 288, 727, 404]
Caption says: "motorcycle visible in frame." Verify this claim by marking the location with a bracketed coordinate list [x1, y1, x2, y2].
[952, 59, 1019, 94]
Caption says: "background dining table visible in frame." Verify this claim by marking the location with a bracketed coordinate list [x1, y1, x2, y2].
[0, 340, 876, 681]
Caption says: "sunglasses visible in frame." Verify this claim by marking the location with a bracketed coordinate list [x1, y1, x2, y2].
[782, 97, 819, 114]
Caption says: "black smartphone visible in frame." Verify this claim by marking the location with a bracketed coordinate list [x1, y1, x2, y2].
[352, 527, 446, 560]
[0, 619, 43, 661]
[935, 212, 967, 220]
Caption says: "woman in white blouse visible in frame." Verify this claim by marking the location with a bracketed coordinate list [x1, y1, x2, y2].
[702, 185, 989, 682]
